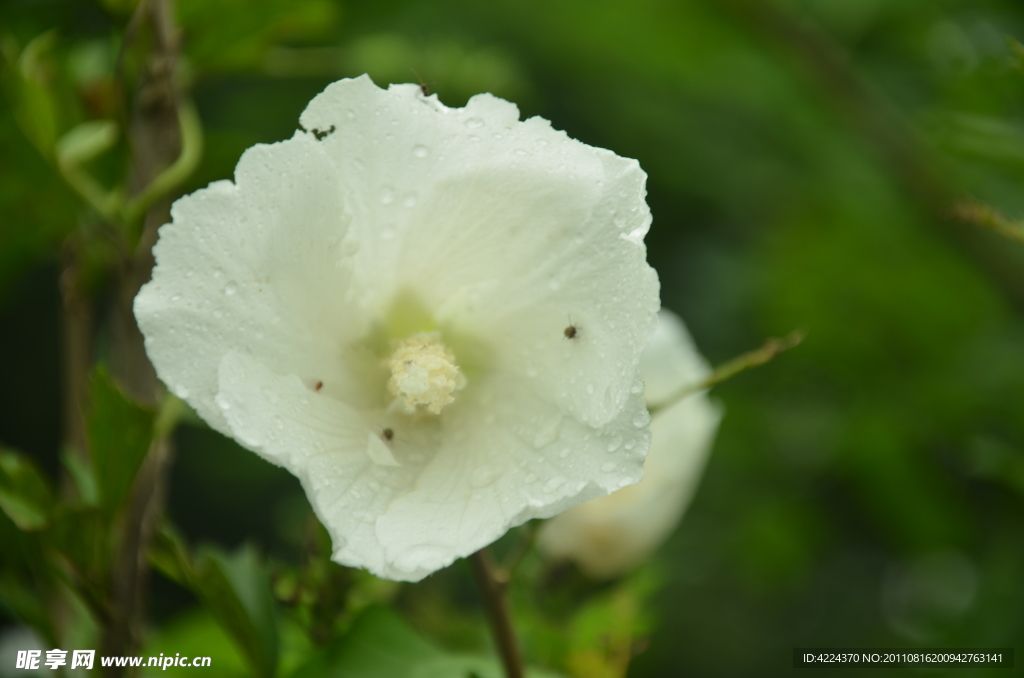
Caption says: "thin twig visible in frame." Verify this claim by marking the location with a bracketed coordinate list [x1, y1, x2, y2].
[58, 238, 92, 463]
[653, 329, 805, 411]
[951, 201, 1024, 246]
[470, 549, 524, 678]
[103, 0, 183, 673]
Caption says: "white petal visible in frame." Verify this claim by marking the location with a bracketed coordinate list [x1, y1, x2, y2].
[374, 372, 651, 580]
[215, 351, 431, 578]
[135, 133, 374, 433]
[297, 76, 659, 427]
[641, 308, 711, 408]
[537, 391, 721, 579]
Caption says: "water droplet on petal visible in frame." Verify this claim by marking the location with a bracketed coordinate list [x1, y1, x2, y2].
[525, 473, 538, 483]
[224, 281, 237, 296]
[346, 108, 355, 120]
[543, 477, 565, 493]
[413, 144, 429, 158]
[533, 414, 562, 448]
[607, 436, 623, 452]
[470, 465, 498, 488]
[379, 186, 395, 204]
[274, 416, 284, 430]
[466, 117, 484, 128]
[586, 384, 595, 395]
[402, 192, 418, 207]
[633, 410, 651, 428]
[601, 462, 616, 473]
[170, 294, 181, 302]
[559, 448, 571, 459]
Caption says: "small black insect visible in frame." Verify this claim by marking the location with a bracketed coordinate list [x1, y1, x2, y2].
[382, 427, 394, 442]
[564, 316, 579, 340]
[411, 69, 431, 96]
[311, 124, 335, 141]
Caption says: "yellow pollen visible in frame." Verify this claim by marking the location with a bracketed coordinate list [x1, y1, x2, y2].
[386, 332, 466, 415]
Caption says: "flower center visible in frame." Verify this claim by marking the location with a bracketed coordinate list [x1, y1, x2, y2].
[386, 332, 466, 415]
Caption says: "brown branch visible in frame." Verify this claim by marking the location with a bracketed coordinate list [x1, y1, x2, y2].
[59, 237, 92, 464]
[103, 0, 182, 673]
[470, 549, 524, 678]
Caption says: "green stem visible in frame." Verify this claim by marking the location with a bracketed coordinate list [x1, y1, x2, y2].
[651, 329, 805, 413]
[123, 99, 203, 227]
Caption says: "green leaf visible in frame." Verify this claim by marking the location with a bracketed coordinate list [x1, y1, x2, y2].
[0, 31, 60, 157]
[60, 446, 99, 507]
[149, 526, 279, 678]
[87, 367, 155, 517]
[289, 606, 562, 678]
[196, 546, 279, 678]
[0, 448, 54, 531]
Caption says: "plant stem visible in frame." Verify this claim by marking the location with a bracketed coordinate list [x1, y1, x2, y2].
[952, 201, 1024, 246]
[651, 329, 805, 413]
[470, 549, 524, 678]
[58, 238, 92, 463]
[103, 0, 183, 673]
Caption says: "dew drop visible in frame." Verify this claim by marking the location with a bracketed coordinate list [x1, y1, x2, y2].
[346, 108, 355, 120]
[274, 416, 284, 430]
[171, 294, 181, 302]
[586, 384, 595, 395]
[533, 414, 562, 448]
[402, 192, 418, 208]
[469, 135, 481, 142]
[624, 440, 636, 451]
[525, 473, 538, 483]
[470, 465, 498, 488]
[379, 186, 395, 204]
[515, 148, 527, 156]
[601, 462, 616, 473]
[630, 382, 644, 395]
[224, 281, 237, 296]
[633, 409, 651, 428]
[413, 144, 429, 158]
[466, 117, 484, 128]
[559, 448, 571, 459]
[607, 436, 623, 452]
[174, 385, 189, 398]
[543, 477, 565, 493]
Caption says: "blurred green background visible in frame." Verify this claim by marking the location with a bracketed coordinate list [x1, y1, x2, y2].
[3, 0, 1024, 676]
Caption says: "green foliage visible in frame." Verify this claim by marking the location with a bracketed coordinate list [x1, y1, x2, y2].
[3, 0, 1024, 676]
[87, 367, 155, 518]
[290, 605, 561, 678]
[0, 447, 53, 531]
[151, 526, 279, 678]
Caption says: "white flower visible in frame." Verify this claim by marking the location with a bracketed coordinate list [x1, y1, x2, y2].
[134, 75, 660, 581]
[537, 309, 721, 579]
